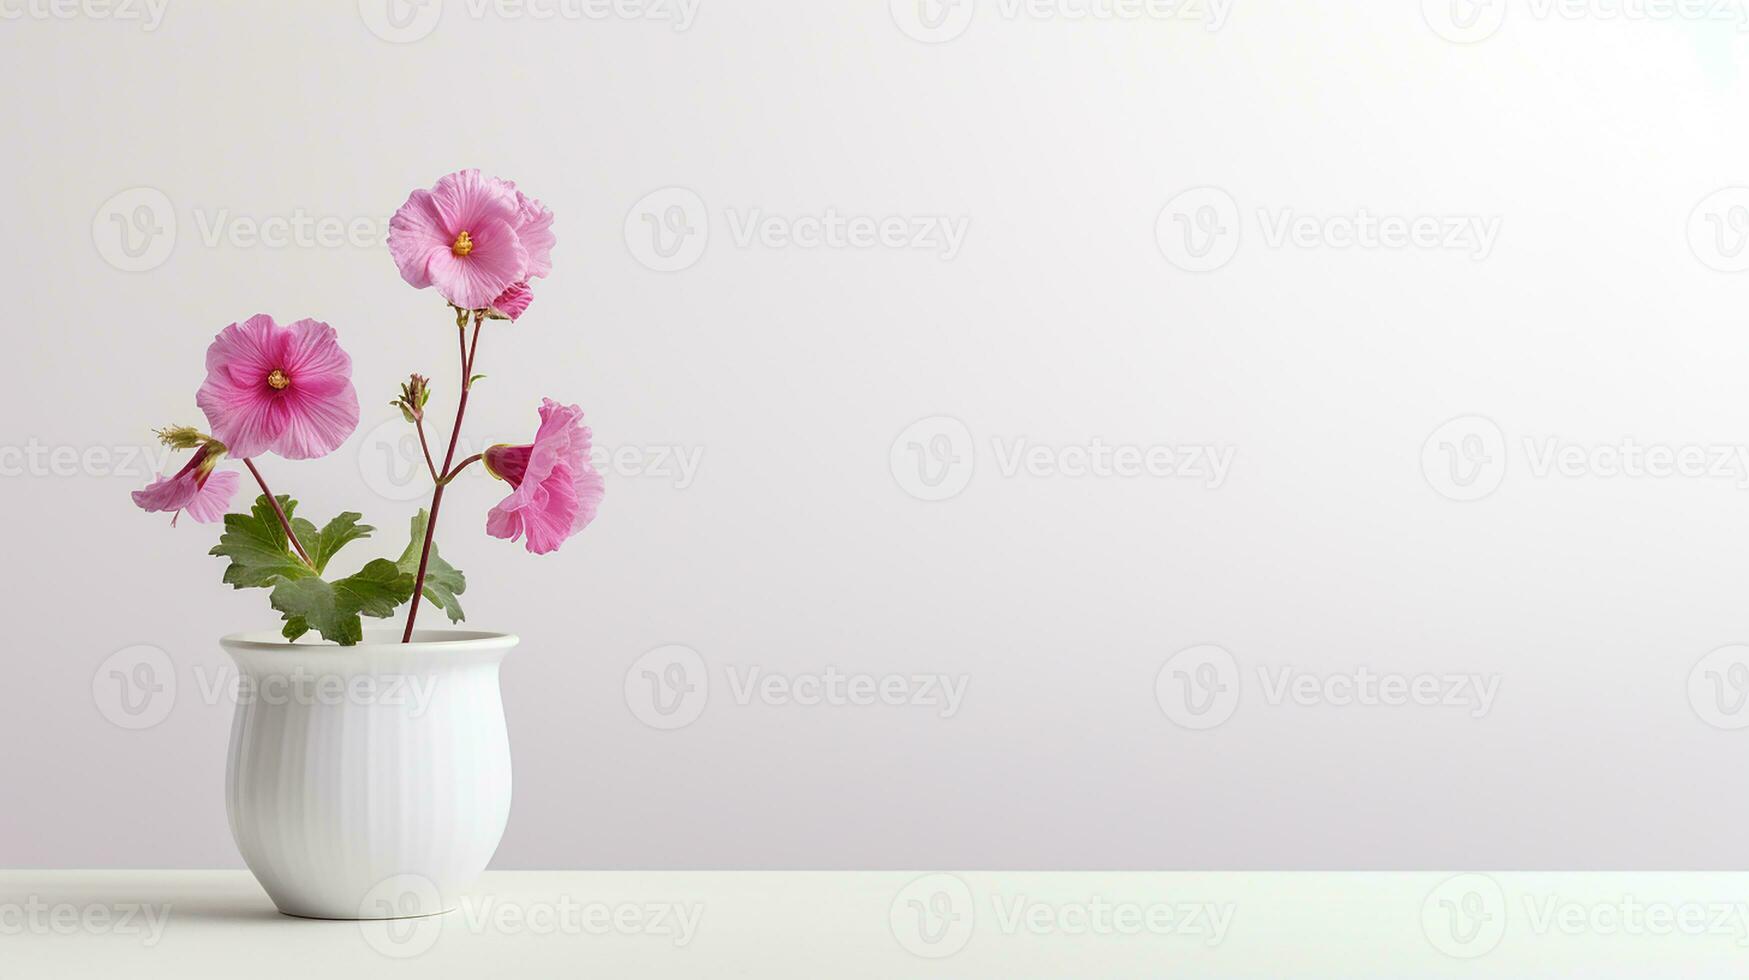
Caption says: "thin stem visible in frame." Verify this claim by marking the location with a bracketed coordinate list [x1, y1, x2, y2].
[402, 313, 485, 643]
[244, 458, 315, 569]
[442, 453, 484, 485]
[414, 416, 440, 483]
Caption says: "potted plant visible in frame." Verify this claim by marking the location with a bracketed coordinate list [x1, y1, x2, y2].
[131, 169, 602, 919]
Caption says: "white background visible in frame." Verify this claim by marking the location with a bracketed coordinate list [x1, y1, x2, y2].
[4, 0, 1749, 869]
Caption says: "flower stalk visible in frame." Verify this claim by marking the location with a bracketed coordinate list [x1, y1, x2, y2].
[242, 457, 315, 569]
[402, 311, 484, 642]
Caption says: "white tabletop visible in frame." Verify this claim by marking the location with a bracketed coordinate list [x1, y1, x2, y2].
[4, 870, 1747, 977]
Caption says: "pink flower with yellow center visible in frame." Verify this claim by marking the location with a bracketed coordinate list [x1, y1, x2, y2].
[195, 314, 360, 460]
[483, 398, 604, 555]
[131, 443, 239, 525]
[387, 169, 556, 311]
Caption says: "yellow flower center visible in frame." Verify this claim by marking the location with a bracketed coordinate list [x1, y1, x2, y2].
[267, 369, 290, 390]
[452, 231, 474, 257]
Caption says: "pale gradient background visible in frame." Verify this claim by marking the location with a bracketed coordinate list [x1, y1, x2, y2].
[3, 1, 1749, 869]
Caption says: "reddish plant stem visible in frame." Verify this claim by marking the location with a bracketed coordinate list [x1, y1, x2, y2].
[442, 453, 484, 485]
[414, 417, 440, 483]
[243, 457, 315, 569]
[402, 314, 484, 642]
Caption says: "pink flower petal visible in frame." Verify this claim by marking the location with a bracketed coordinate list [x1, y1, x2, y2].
[428, 169, 519, 239]
[490, 281, 533, 321]
[282, 318, 352, 381]
[205, 314, 285, 389]
[387, 188, 450, 291]
[275, 378, 360, 459]
[424, 214, 528, 309]
[197, 370, 278, 459]
[184, 469, 240, 524]
[515, 191, 556, 280]
[131, 470, 200, 514]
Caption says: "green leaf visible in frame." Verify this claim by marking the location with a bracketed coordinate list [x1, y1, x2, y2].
[209, 495, 314, 589]
[293, 512, 374, 575]
[396, 510, 467, 624]
[469, 373, 487, 385]
[272, 559, 416, 645]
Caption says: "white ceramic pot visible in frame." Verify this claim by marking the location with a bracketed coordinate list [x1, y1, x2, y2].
[221, 628, 517, 919]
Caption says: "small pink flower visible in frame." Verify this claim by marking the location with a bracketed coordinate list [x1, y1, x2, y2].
[388, 170, 555, 311]
[132, 443, 240, 525]
[195, 314, 360, 460]
[483, 398, 604, 555]
[489, 281, 533, 321]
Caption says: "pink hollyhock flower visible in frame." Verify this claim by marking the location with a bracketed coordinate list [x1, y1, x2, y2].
[488, 281, 533, 322]
[131, 443, 240, 525]
[483, 398, 604, 555]
[388, 170, 555, 311]
[195, 314, 360, 460]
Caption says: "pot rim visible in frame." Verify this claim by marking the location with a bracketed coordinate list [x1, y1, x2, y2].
[220, 627, 518, 654]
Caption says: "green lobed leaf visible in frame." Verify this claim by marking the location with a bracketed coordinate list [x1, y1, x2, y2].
[272, 559, 415, 645]
[209, 495, 314, 588]
[210, 496, 408, 646]
[294, 512, 374, 575]
[396, 510, 467, 624]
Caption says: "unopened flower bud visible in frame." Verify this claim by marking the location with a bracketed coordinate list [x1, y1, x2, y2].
[153, 425, 211, 450]
[393, 374, 432, 424]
